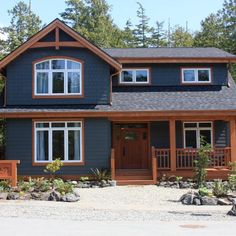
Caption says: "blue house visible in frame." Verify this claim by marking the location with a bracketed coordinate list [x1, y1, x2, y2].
[1, 19, 236, 184]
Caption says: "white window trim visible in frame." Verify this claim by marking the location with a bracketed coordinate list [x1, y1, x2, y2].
[34, 121, 83, 163]
[119, 68, 150, 84]
[183, 121, 213, 148]
[34, 59, 82, 96]
[181, 68, 211, 84]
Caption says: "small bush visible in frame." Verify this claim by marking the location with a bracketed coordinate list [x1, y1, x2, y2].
[0, 180, 10, 192]
[228, 174, 236, 191]
[198, 187, 212, 197]
[80, 176, 89, 182]
[31, 177, 51, 192]
[44, 159, 63, 178]
[212, 180, 228, 197]
[91, 168, 110, 181]
[52, 179, 73, 195]
[18, 180, 34, 192]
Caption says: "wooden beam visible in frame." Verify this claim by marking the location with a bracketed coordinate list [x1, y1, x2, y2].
[152, 147, 157, 183]
[169, 119, 176, 172]
[230, 119, 236, 162]
[30, 41, 85, 49]
[111, 148, 115, 180]
[55, 27, 60, 50]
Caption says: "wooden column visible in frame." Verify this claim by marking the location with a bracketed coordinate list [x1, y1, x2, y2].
[230, 119, 236, 162]
[169, 119, 176, 171]
[152, 146, 157, 183]
[110, 149, 115, 180]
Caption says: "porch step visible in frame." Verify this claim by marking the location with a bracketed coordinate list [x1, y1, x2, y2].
[116, 179, 155, 185]
[115, 169, 152, 176]
[115, 175, 153, 180]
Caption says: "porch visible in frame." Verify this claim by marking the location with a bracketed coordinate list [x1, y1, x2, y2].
[110, 119, 236, 185]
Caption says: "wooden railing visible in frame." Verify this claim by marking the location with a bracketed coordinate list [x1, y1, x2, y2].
[154, 148, 171, 170]
[110, 148, 115, 180]
[176, 147, 231, 169]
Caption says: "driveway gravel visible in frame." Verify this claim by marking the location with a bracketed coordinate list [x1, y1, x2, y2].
[0, 186, 234, 221]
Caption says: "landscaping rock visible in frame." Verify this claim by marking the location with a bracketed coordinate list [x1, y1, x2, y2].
[61, 193, 80, 202]
[193, 197, 202, 205]
[179, 181, 191, 189]
[217, 198, 232, 205]
[71, 181, 77, 185]
[73, 189, 80, 198]
[108, 180, 117, 187]
[204, 182, 214, 189]
[201, 196, 218, 205]
[7, 192, 20, 200]
[0, 192, 8, 200]
[31, 192, 42, 200]
[180, 191, 198, 205]
[19, 193, 31, 200]
[48, 191, 61, 201]
[227, 199, 236, 216]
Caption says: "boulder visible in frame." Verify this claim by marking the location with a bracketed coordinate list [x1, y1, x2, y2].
[201, 196, 218, 205]
[108, 180, 117, 187]
[227, 200, 236, 216]
[71, 181, 77, 185]
[61, 193, 80, 202]
[217, 198, 232, 205]
[19, 193, 31, 200]
[73, 189, 80, 198]
[180, 192, 198, 205]
[48, 190, 61, 201]
[7, 192, 20, 200]
[31, 192, 42, 200]
[0, 192, 8, 200]
[193, 197, 202, 205]
[179, 182, 191, 189]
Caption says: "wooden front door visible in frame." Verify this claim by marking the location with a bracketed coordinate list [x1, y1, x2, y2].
[115, 126, 148, 169]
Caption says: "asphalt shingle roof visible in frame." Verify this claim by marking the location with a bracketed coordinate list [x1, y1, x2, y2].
[103, 47, 236, 59]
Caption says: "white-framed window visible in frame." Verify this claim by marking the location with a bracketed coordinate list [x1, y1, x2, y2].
[181, 68, 211, 84]
[183, 122, 213, 148]
[119, 69, 150, 84]
[34, 121, 83, 163]
[34, 58, 82, 96]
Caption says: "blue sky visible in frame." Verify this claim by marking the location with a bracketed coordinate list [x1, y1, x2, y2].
[0, 0, 225, 31]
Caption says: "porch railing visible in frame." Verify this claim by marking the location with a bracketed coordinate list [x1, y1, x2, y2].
[155, 148, 171, 170]
[176, 147, 231, 169]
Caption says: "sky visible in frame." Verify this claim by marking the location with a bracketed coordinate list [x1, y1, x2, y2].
[0, 0, 225, 32]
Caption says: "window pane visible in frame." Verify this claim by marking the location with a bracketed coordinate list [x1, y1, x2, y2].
[184, 123, 197, 128]
[68, 130, 80, 161]
[68, 72, 80, 93]
[185, 130, 197, 148]
[136, 70, 148, 82]
[199, 122, 212, 128]
[36, 123, 49, 128]
[36, 72, 48, 93]
[53, 72, 64, 93]
[121, 71, 133, 82]
[200, 130, 212, 145]
[67, 60, 80, 69]
[52, 60, 65, 69]
[52, 130, 64, 160]
[36, 130, 48, 161]
[124, 132, 137, 140]
[67, 122, 81, 127]
[51, 123, 65, 127]
[183, 70, 195, 82]
[36, 61, 49, 70]
[198, 70, 210, 82]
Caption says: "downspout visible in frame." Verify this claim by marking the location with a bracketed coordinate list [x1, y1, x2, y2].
[109, 70, 121, 105]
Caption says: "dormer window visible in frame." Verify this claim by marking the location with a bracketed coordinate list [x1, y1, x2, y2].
[181, 68, 212, 84]
[34, 57, 83, 97]
[119, 68, 150, 84]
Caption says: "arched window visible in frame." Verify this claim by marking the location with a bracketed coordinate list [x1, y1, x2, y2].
[34, 58, 82, 96]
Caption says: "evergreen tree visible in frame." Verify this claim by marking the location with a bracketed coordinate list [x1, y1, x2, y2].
[170, 25, 194, 47]
[151, 20, 167, 47]
[122, 19, 136, 47]
[133, 2, 153, 47]
[1, 1, 42, 52]
[60, 0, 125, 48]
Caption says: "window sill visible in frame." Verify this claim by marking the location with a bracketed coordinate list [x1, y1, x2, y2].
[32, 161, 85, 166]
[32, 94, 84, 99]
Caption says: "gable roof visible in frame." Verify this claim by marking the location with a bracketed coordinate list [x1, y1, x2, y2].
[104, 47, 236, 63]
[0, 18, 121, 70]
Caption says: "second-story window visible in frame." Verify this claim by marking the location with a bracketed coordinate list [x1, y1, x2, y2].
[120, 69, 150, 84]
[181, 68, 212, 84]
[34, 58, 82, 96]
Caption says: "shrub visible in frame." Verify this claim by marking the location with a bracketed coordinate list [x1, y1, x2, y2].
[18, 180, 34, 192]
[228, 174, 236, 191]
[198, 187, 212, 197]
[44, 159, 63, 179]
[52, 179, 73, 195]
[212, 180, 228, 197]
[31, 177, 51, 192]
[91, 168, 110, 181]
[80, 176, 89, 182]
[194, 138, 211, 188]
[0, 180, 10, 192]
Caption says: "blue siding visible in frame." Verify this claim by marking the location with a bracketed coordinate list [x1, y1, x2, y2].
[113, 63, 228, 87]
[5, 118, 111, 175]
[6, 47, 111, 105]
[150, 121, 169, 148]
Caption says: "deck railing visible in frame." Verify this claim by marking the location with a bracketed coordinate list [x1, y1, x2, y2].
[154, 148, 171, 170]
[176, 147, 231, 169]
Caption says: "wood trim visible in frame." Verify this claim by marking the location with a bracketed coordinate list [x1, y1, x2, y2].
[180, 66, 213, 85]
[118, 67, 151, 86]
[55, 27, 60, 50]
[116, 58, 236, 63]
[169, 119, 176, 171]
[152, 146, 157, 183]
[111, 148, 115, 180]
[32, 56, 84, 99]
[30, 42, 85, 48]
[0, 19, 121, 71]
[32, 118, 85, 166]
[230, 119, 236, 162]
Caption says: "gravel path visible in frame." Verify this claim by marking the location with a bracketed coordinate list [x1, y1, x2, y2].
[0, 186, 234, 221]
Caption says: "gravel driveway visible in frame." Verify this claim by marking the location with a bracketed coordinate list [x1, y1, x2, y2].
[0, 186, 234, 221]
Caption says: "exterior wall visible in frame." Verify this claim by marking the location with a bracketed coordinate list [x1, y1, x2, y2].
[5, 118, 111, 175]
[113, 63, 228, 87]
[6, 47, 111, 105]
[150, 120, 229, 149]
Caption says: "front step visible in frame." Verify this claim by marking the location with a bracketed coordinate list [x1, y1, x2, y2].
[115, 175, 153, 180]
[116, 179, 155, 185]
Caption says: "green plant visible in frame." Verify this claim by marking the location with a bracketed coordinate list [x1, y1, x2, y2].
[212, 179, 228, 197]
[0, 180, 10, 191]
[18, 180, 34, 192]
[194, 138, 211, 188]
[44, 159, 63, 178]
[229, 161, 236, 174]
[198, 187, 212, 197]
[160, 174, 167, 182]
[52, 179, 73, 195]
[175, 176, 183, 183]
[228, 174, 236, 191]
[31, 177, 51, 192]
[91, 168, 110, 181]
[80, 176, 89, 182]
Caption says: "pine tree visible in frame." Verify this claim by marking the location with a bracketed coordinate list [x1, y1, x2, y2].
[133, 2, 153, 47]
[122, 19, 136, 47]
[1, 1, 42, 52]
[151, 21, 167, 47]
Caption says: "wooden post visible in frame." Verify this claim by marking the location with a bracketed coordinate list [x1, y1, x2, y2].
[230, 119, 236, 162]
[110, 149, 115, 180]
[169, 119, 176, 172]
[152, 146, 157, 183]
